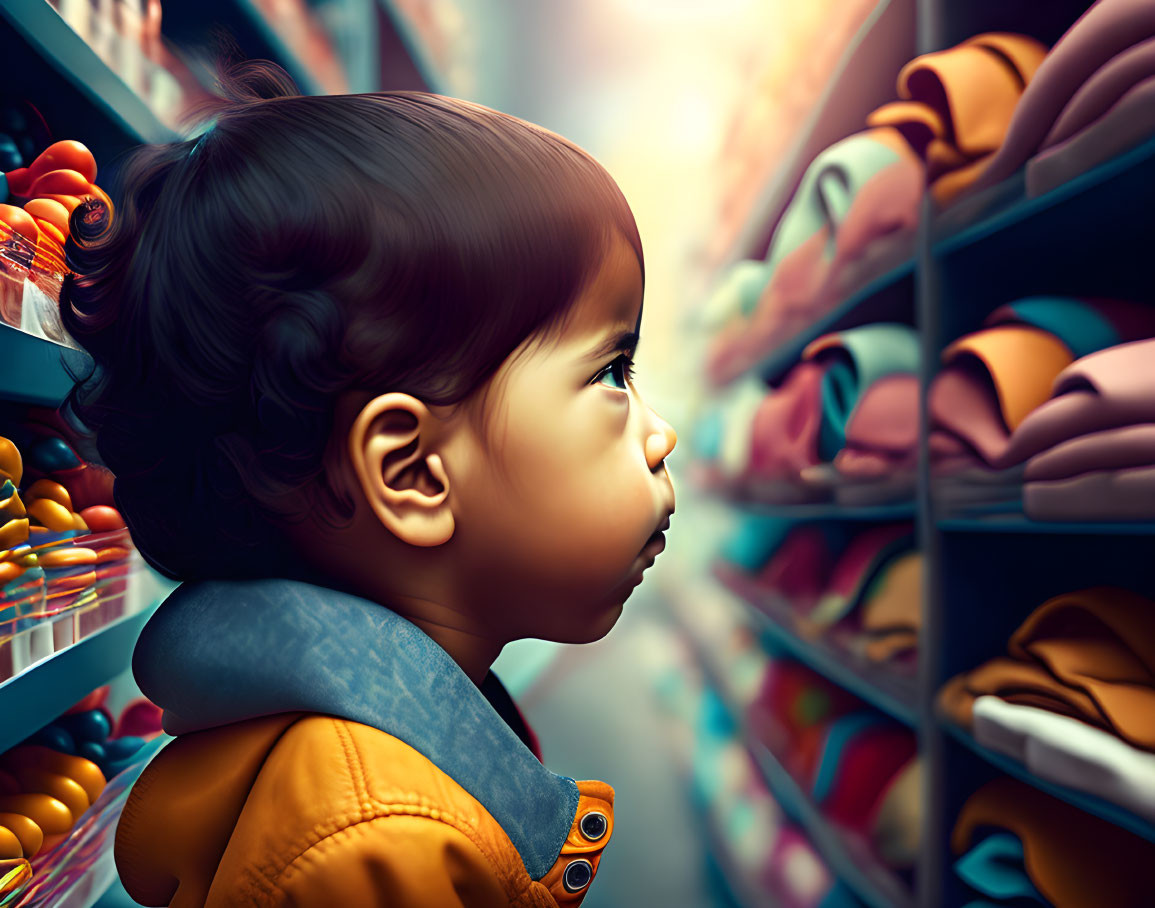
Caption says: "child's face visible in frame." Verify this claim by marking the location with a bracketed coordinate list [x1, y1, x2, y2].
[447, 234, 677, 644]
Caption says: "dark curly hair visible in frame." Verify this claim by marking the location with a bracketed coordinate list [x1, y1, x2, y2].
[59, 58, 643, 582]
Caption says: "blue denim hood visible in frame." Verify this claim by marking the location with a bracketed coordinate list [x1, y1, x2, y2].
[131, 576, 581, 881]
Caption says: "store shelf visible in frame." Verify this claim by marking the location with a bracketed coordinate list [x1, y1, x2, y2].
[0, 324, 93, 409]
[714, 564, 918, 728]
[664, 585, 914, 908]
[744, 737, 913, 908]
[932, 132, 1155, 260]
[942, 720, 1155, 846]
[0, 565, 172, 756]
[742, 500, 915, 523]
[160, 0, 326, 96]
[0, 0, 180, 161]
[757, 258, 916, 386]
[693, 749, 775, 908]
[692, 467, 916, 522]
[937, 512, 1155, 536]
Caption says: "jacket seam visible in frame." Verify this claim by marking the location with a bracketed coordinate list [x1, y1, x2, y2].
[265, 810, 535, 903]
[332, 717, 370, 822]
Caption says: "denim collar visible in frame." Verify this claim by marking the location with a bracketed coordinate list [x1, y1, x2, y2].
[131, 577, 580, 880]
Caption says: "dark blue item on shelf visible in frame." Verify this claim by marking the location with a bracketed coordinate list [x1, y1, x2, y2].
[0, 134, 20, 172]
[58, 708, 112, 744]
[78, 740, 106, 765]
[29, 437, 83, 473]
[103, 736, 145, 762]
[27, 724, 76, 755]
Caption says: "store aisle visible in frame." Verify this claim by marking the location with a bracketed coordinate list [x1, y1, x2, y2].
[502, 581, 732, 908]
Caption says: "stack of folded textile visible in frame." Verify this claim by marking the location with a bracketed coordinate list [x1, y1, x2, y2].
[997, 338, 1155, 521]
[704, 131, 924, 385]
[698, 323, 920, 505]
[939, 586, 1155, 821]
[868, 33, 1048, 205]
[717, 521, 920, 672]
[952, 777, 1154, 908]
[928, 297, 1155, 509]
[961, 0, 1155, 201]
[748, 658, 921, 875]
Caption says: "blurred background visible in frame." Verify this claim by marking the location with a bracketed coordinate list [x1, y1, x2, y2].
[3, 0, 1155, 906]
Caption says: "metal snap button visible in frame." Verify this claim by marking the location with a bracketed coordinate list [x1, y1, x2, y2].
[579, 810, 608, 842]
[562, 858, 593, 893]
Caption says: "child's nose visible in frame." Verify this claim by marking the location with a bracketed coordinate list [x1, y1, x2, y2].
[645, 418, 677, 471]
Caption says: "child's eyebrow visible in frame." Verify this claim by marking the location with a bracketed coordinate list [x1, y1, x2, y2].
[584, 329, 639, 362]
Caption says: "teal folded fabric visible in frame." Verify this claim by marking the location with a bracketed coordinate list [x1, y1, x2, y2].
[807, 323, 921, 460]
[810, 711, 888, 803]
[703, 259, 774, 322]
[719, 515, 796, 573]
[992, 297, 1120, 359]
[765, 133, 906, 286]
[954, 832, 1047, 904]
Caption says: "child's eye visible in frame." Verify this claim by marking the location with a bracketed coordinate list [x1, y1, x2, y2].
[593, 354, 635, 390]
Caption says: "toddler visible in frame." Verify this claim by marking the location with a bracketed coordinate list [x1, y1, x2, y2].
[60, 58, 676, 906]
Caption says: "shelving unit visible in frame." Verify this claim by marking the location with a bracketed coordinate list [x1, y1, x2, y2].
[663, 575, 913, 908]
[0, 324, 93, 409]
[161, 0, 329, 96]
[686, 0, 1155, 905]
[715, 564, 919, 728]
[0, 559, 176, 756]
[941, 720, 1155, 848]
[755, 258, 916, 386]
[0, 0, 181, 161]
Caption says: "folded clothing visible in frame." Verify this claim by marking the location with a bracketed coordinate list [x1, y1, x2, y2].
[931, 302, 1155, 510]
[930, 324, 1072, 475]
[706, 129, 922, 386]
[996, 337, 1155, 520]
[963, 0, 1155, 200]
[868, 33, 1047, 204]
[749, 658, 863, 782]
[973, 696, 1155, 823]
[1000, 338, 1155, 466]
[745, 324, 920, 500]
[939, 586, 1155, 752]
[954, 831, 1046, 904]
[953, 776, 1155, 908]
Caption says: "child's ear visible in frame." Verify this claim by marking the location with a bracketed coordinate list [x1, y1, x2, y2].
[346, 393, 455, 547]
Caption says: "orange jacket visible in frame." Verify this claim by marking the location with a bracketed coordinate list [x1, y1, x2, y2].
[115, 578, 615, 906]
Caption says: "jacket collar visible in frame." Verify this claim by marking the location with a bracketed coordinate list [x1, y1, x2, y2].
[131, 577, 580, 881]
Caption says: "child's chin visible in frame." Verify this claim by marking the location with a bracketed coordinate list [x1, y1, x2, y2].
[541, 600, 626, 645]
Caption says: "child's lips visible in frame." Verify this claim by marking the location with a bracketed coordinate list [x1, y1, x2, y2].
[640, 530, 666, 559]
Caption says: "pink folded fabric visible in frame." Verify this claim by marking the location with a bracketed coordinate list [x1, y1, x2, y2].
[803, 523, 913, 631]
[834, 374, 920, 479]
[708, 230, 831, 385]
[1025, 465, 1155, 521]
[1027, 74, 1155, 197]
[1024, 424, 1155, 481]
[998, 338, 1155, 468]
[1042, 35, 1155, 147]
[964, 0, 1155, 196]
[747, 361, 826, 483]
[822, 152, 923, 302]
[755, 525, 832, 611]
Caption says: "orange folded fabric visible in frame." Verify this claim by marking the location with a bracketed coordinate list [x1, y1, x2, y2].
[868, 33, 1048, 204]
[953, 777, 1155, 908]
[939, 587, 1155, 752]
